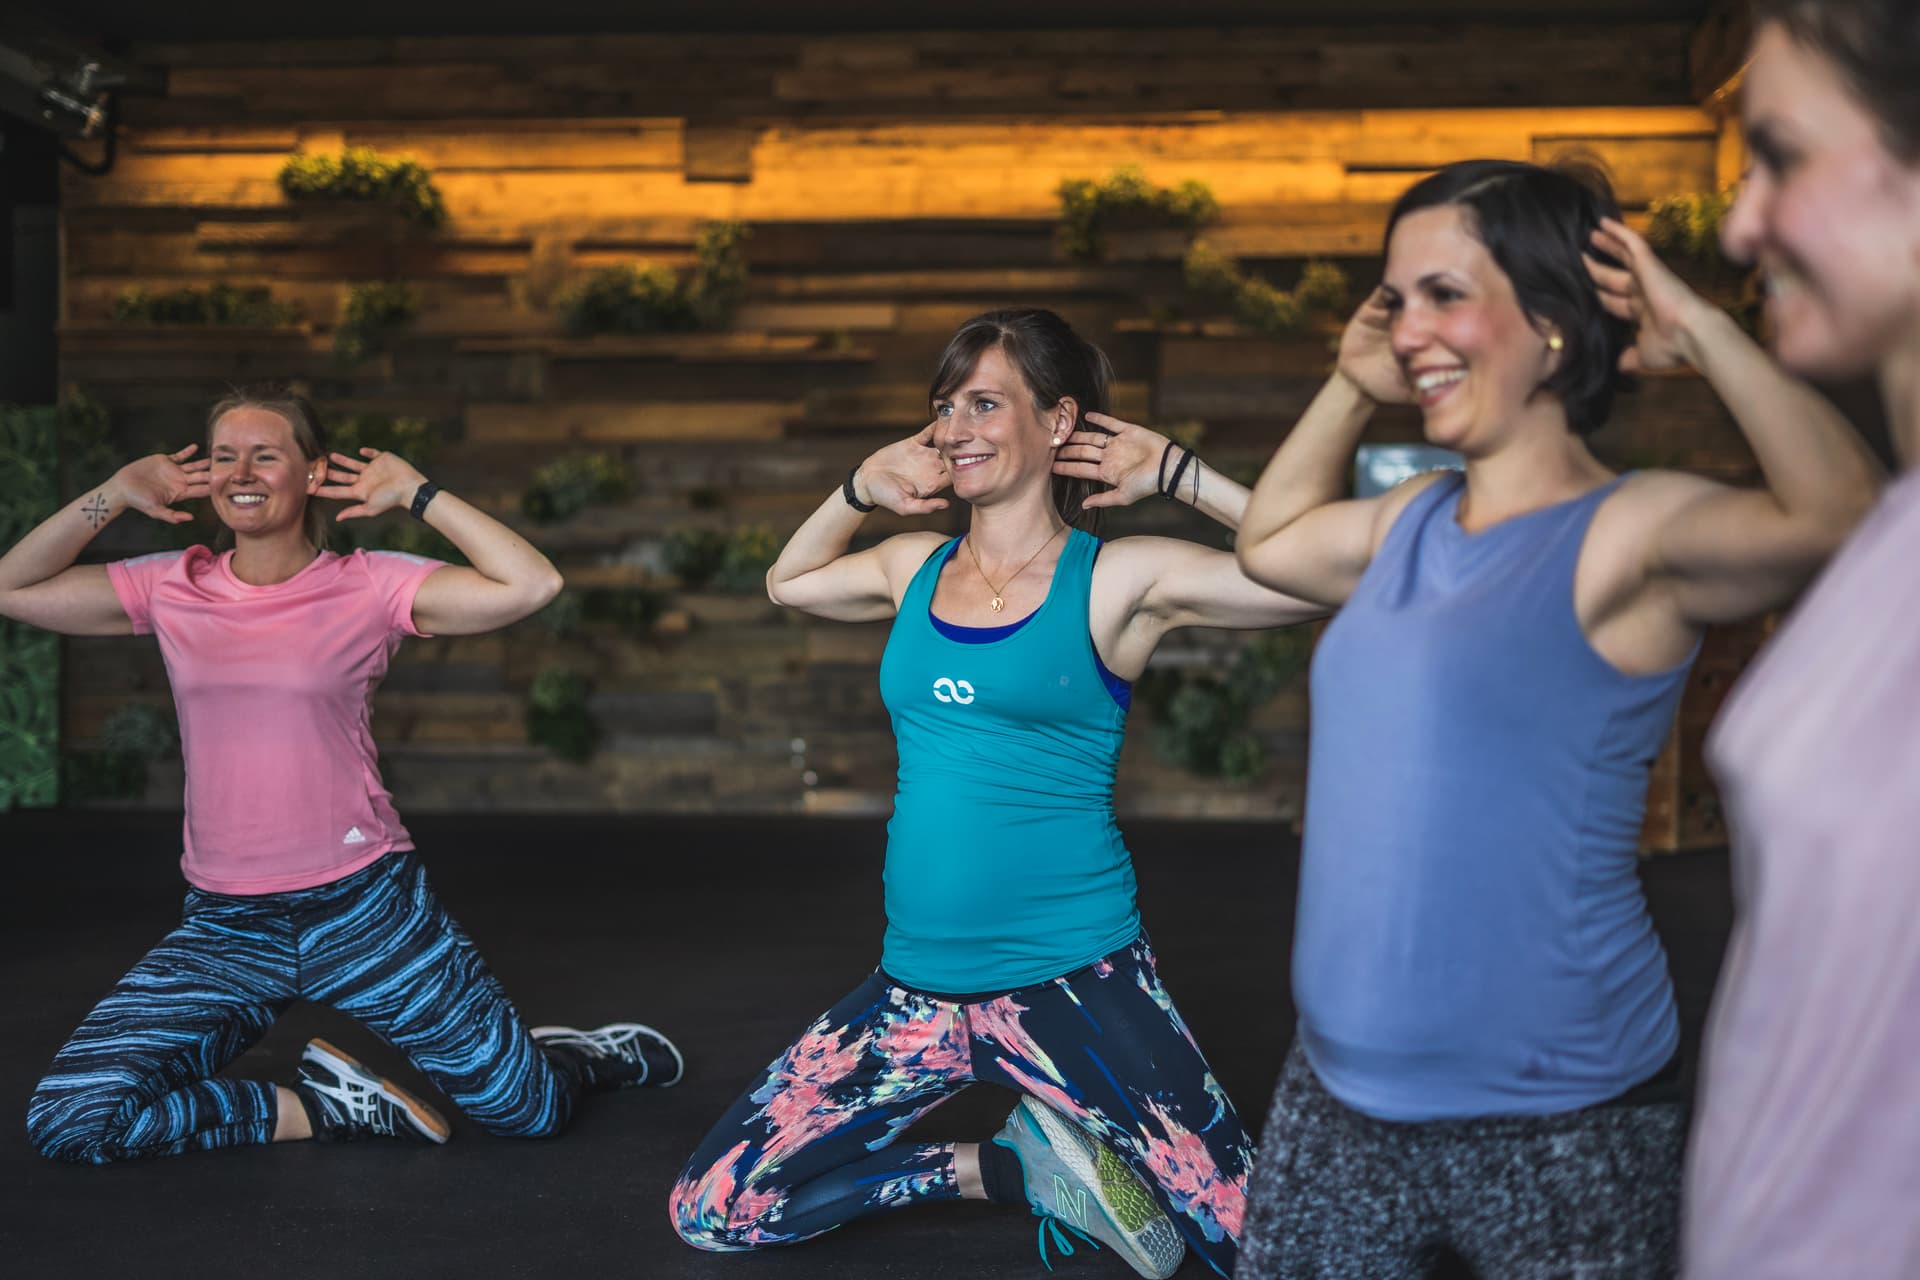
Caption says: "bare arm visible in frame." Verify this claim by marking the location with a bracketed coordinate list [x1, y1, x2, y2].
[319, 450, 564, 636]
[1235, 290, 1421, 607]
[1091, 536, 1325, 680]
[765, 427, 952, 622]
[1589, 219, 1885, 625]
[1052, 411, 1254, 529]
[0, 446, 209, 636]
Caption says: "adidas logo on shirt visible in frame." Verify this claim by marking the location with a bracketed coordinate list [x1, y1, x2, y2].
[342, 827, 366, 845]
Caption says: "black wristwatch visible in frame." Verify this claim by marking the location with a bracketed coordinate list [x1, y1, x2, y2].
[842, 467, 877, 513]
[409, 480, 441, 521]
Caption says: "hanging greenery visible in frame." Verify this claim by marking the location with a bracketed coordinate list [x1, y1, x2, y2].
[113, 283, 300, 328]
[1135, 628, 1315, 782]
[557, 221, 751, 335]
[526, 666, 598, 762]
[537, 586, 671, 638]
[278, 148, 448, 228]
[0, 404, 61, 809]
[61, 704, 180, 804]
[1645, 191, 1734, 263]
[334, 282, 419, 364]
[521, 452, 631, 524]
[1183, 244, 1351, 338]
[660, 524, 782, 592]
[326, 412, 442, 470]
[1057, 167, 1219, 261]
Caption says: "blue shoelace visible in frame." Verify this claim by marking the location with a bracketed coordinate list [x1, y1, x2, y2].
[1032, 1205, 1103, 1271]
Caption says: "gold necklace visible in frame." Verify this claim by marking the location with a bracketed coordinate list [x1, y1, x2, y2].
[964, 525, 1066, 613]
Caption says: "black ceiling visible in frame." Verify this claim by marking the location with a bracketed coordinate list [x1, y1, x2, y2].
[42, 1, 1712, 45]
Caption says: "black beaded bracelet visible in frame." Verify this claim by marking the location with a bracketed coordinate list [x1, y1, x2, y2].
[842, 466, 877, 513]
[409, 480, 441, 521]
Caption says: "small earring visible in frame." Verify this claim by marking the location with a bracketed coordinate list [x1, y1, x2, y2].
[1548, 334, 1565, 352]
[1051, 436, 1063, 446]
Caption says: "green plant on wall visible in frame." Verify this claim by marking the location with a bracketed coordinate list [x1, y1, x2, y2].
[326, 412, 442, 470]
[334, 282, 419, 363]
[557, 221, 751, 336]
[688, 221, 751, 329]
[526, 666, 598, 762]
[538, 585, 670, 638]
[0, 404, 61, 809]
[1184, 244, 1351, 338]
[1135, 628, 1314, 782]
[1057, 167, 1218, 261]
[279, 148, 448, 228]
[61, 704, 180, 804]
[522, 452, 631, 524]
[660, 524, 782, 592]
[1645, 191, 1734, 263]
[1644, 190, 1761, 332]
[59, 388, 118, 496]
[113, 283, 300, 328]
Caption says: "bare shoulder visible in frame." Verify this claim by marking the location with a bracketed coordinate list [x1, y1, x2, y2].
[874, 530, 952, 586]
[1609, 468, 1728, 517]
[1092, 533, 1227, 576]
[1589, 469, 1728, 551]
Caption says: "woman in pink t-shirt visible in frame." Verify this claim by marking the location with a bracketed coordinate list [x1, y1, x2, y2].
[1, 389, 681, 1162]
[1680, 4, 1920, 1277]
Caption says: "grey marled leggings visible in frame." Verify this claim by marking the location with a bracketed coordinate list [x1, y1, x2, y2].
[1235, 1043, 1685, 1280]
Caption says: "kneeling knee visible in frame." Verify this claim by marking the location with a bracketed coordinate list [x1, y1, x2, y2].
[26, 1087, 114, 1164]
[669, 1164, 782, 1251]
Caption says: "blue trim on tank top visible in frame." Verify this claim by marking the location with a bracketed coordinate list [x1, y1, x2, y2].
[927, 538, 1131, 711]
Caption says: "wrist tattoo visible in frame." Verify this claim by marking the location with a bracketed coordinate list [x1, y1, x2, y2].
[82, 493, 110, 528]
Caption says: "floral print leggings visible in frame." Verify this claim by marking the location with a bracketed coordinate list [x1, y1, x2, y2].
[670, 936, 1253, 1277]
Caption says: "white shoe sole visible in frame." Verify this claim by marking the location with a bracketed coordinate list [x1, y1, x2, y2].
[302, 1038, 451, 1143]
[1019, 1100, 1185, 1280]
[529, 1022, 685, 1087]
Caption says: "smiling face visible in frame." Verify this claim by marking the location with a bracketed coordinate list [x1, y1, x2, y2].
[1721, 22, 1920, 380]
[1380, 204, 1564, 453]
[930, 345, 1069, 506]
[209, 406, 324, 542]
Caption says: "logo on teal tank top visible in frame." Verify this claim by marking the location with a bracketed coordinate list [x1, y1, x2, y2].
[931, 677, 976, 705]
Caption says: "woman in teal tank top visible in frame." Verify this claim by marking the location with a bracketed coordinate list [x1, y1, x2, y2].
[671, 309, 1321, 1277]
[1231, 161, 1883, 1278]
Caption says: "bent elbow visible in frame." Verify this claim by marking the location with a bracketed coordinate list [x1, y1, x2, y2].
[532, 566, 565, 610]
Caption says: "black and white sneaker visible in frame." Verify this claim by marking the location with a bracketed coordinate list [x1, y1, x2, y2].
[296, 1038, 451, 1144]
[529, 1023, 685, 1089]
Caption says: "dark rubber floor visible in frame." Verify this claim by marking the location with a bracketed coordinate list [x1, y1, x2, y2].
[0, 812, 1733, 1279]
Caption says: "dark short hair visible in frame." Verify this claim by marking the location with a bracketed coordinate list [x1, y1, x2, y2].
[928, 309, 1115, 529]
[205, 386, 332, 549]
[1754, 0, 1920, 161]
[1384, 159, 1633, 437]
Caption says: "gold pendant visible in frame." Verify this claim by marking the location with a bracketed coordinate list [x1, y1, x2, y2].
[990, 596, 1005, 613]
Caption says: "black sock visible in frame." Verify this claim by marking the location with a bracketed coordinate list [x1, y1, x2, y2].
[977, 1141, 1029, 1207]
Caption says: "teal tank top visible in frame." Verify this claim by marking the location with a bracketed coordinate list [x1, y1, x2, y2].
[878, 527, 1141, 993]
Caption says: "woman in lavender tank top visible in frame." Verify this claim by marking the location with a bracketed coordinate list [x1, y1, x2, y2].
[1230, 160, 1883, 1279]
[1681, 4, 1920, 1278]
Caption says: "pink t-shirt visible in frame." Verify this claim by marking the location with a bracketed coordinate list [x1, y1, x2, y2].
[1683, 468, 1920, 1279]
[108, 546, 443, 895]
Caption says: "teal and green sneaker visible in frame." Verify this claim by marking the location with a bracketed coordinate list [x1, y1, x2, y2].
[992, 1096, 1186, 1278]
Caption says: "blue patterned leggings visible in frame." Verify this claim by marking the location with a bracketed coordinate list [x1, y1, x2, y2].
[670, 937, 1255, 1277]
[27, 851, 588, 1164]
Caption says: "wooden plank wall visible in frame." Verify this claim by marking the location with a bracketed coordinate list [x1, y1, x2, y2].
[57, 26, 1750, 837]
